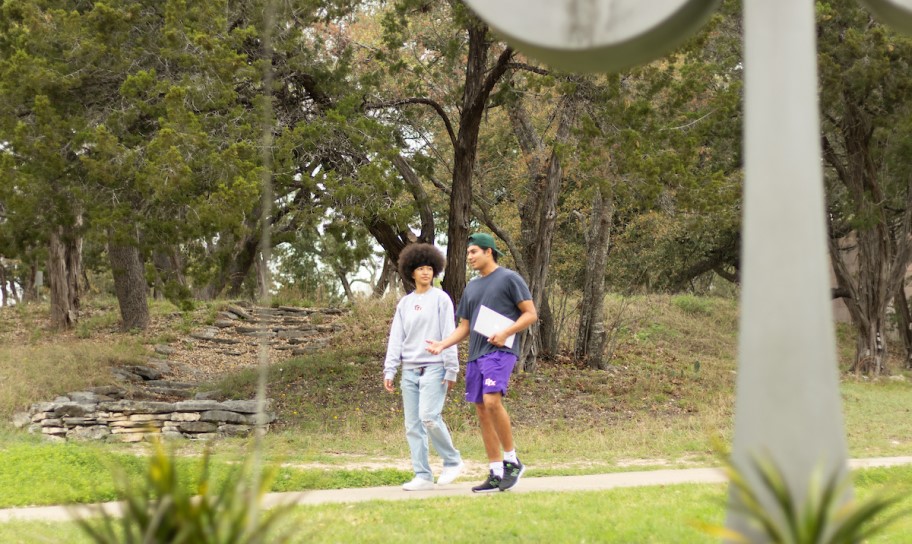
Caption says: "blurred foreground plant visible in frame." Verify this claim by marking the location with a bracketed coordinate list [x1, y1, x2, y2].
[702, 451, 903, 543]
[73, 440, 292, 544]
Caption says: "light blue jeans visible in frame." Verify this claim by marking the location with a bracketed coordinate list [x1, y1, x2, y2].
[400, 365, 462, 481]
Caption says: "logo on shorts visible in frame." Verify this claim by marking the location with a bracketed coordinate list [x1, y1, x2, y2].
[484, 378, 497, 387]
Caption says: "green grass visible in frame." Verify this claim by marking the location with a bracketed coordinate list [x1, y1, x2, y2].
[842, 379, 912, 457]
[3, 466, 910, 544]
[0, 439, 411, 509]
[0, 293, 910, 511]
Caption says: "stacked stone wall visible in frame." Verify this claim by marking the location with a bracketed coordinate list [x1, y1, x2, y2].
[13, 394, 274, 443]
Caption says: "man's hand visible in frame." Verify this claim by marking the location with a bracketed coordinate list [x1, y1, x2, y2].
[487, 330, 509, 347]
[383, 378, 395, 393]
[425, 339, 445, 355]
[444, 379, 457, 392]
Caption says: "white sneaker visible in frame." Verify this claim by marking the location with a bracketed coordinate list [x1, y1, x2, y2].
[436, 462, 464, 485]
[402, 477, 435, 491]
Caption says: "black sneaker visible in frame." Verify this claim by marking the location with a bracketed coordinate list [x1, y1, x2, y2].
[471, 470, 502, 493]
[498, 460, 525, 491]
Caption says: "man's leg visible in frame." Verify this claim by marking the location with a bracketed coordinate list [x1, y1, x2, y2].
[476, 352, 525, 491]
[475, 399, 506, 462]
[479, 393, 514, 454]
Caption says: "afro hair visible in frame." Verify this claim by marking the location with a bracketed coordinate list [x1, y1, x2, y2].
[398, 243, 446, 280]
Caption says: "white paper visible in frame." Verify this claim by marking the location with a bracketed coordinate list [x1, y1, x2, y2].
[473, 305, 516, 349]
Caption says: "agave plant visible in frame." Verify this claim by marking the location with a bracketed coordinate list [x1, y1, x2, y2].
[73, 440, 293, 544]
[703, 452, 902, 544]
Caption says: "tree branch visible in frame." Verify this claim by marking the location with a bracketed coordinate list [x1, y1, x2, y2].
[363, 97, 457, 148]
[391, 154, 435, 243]
[821, 135, 850, 188]
[480, 46, 515, 100]
[428, 175, 527, 277]
[507, 62, 550, 76]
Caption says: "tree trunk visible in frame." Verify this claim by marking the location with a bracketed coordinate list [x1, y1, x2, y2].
[576, 185, 614, 369]
[334, 265, 355, 302]
[823, 95, 912, 375]
[538, 294, 558, 358]
[509, 89, 577, 372]
[0, 263, 8, 307]
[198, 231, 259, 300]
[66, 212, 83, 313]
[108, 239, 149, 331]
[893, 285, 912, 370]
[152, 247, 187, 299]
[372, 256, 392, 298]
[48, 227, 77, 329]
[441, 25, 513, 306]
[22, 263, 38, 303]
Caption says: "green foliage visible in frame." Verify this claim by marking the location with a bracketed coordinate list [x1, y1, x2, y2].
[74, 442, 293, 544]
[704, 452, 903, 543]
[163, 280, 196, 313]
[816, 0, 912, 361]
[673, 294, 716, 316]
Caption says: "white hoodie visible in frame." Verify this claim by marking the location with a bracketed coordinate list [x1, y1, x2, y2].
[383, 287, 459, 382]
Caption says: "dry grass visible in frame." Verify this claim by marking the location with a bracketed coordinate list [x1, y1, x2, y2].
[0, 341, 147, 416]
[3, 291, 910, 469]
[0, 297, 182, 417]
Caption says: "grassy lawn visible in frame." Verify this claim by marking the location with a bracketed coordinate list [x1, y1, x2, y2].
[0, 294, 910, 541]
[2, 465, 910, 543]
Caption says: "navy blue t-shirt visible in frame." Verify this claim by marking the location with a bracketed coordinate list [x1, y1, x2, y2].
[456, 267, 533, 362]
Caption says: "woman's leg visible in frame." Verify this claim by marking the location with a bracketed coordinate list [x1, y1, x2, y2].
[401, 369, 433, 480]
[418, 365, 461, 467]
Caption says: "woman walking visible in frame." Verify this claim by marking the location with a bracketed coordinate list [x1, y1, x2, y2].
[383, 243, 464, 490]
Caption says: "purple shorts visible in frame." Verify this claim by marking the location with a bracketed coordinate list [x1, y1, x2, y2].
[465, 351, 517, 404]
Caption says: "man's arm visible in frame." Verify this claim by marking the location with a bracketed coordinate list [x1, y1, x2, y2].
[426, 318, 470, 355]
[487, 300, 537, 347]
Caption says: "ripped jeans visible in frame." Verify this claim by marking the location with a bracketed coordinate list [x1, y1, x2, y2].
[401, 364, 462, 481]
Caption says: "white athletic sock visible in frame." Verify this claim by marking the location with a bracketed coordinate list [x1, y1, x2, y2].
[490, 461, 504, 478]
[503, 450, 518, 464]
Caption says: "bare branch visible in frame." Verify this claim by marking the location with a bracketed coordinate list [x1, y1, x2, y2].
[507, 62, 551, 76]
[428, 175, 526, 276]
[480, 47, 515, 100]
[363, 97, 457, 148]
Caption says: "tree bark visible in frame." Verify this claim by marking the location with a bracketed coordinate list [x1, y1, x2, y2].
[0, 263, 8, 307]
[66, 212, 83, 313]
[372, 256, 392, 298]
[365, 217, 417, 292]
[441, 24, 513, 305]
[48, 227, 76, 329]
[538, 294, 558, 358]
[894, 285, 912, 369]
[151, 247, 187, 300]
[509, 89, 577, 371]
[22, 263, 38, 303]
[108, 238, 149, 331]
[576, 185, 614, 369]
[391, 155, 435, 244]
[334, 264, 355, 302]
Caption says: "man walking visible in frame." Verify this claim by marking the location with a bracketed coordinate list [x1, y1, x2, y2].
[426, 232, 537, 492]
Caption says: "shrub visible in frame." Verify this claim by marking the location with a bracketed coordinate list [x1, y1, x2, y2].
[702, 451, 903, 543]
[74, 441, 293, 544]
[672, 294, 715, 316]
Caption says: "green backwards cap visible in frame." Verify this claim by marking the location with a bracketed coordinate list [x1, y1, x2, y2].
[467, 232, 504, 257]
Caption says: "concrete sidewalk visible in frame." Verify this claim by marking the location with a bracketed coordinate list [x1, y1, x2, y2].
[2, 456, 911, 523]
